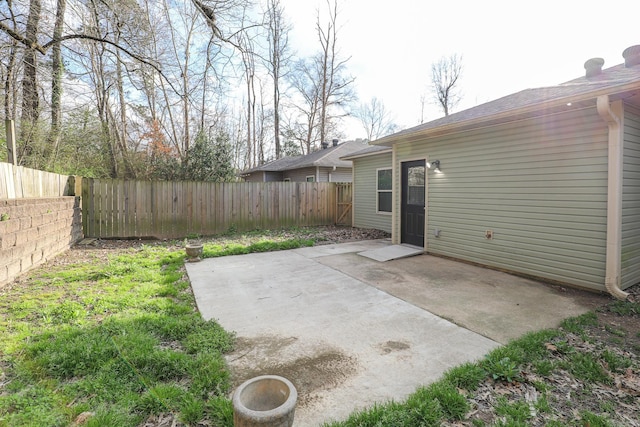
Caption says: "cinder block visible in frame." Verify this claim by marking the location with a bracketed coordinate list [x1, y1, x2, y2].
[16, 230, 30, 246]
[31, 248, 44, 264]
[13, 205, 28, 218]
[43, 211, 57, 224]
[21, 254, 33, 270]
[0, 232, 16, 250]
[38, 223, 55, 237]
[0, 265, 8, 284]
[20, 217, 32, 230]
[6, 259, 21, 278]
[0, 219, 20, 234]
[0, 247, 12, 267]
[31, 214, 45, 227]
[35, 234, 55, 251]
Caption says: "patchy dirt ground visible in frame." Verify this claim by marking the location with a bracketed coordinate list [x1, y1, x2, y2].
[226, 335, 360, 409]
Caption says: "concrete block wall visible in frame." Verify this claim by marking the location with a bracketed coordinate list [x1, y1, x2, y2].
[0, 197, 83, 287]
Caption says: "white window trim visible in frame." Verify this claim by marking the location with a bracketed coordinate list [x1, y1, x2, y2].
[376, 167, 392, 215]
[283, 178, 291, 182]
[306, 175, 315, 182]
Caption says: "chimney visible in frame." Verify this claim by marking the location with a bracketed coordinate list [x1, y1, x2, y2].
[321, 141, 329, 149]
[584, 57, 604, 77]
[332, 138, 339, 147]
[623, 45, 640, 68]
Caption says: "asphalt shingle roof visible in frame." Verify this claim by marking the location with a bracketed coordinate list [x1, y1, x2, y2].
[242, 140, 369, 173]
[375, 61, 640, 145]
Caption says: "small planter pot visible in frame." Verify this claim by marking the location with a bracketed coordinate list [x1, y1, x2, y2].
[185, 243, 203, 262]
[232, 375, 297, 427]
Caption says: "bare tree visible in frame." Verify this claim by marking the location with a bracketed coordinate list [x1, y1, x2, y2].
[2, 0, 20, 121]
[264, 0, 290, 159]
[285, 0, 354, 153]
[20, 0, 41, 152]
[284, 57, 321, 154]
[238, 31, 258, 168]
[46, 0, 66, 166]
[354, 97, 397, 141]
[315, 0, 355, 146]
[430, 54, 463, 117]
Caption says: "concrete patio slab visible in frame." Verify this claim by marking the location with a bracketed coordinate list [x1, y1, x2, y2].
[317, 251, 609, 344]
[186, 239, 608, 426]
[358, 244, 423, 262]
[186, 242, 498, 426]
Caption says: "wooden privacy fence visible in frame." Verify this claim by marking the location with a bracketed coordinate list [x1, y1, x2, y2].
[0, 163, 77, 198]
[82, 179, 352, 239]
[335, 183, 352, 226]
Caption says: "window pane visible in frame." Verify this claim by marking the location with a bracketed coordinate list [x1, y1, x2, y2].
[306, 176, 315, 182]
[407, 166, 425, 206]
[378, 192, 392, 212]
[377, 169, 392, 190]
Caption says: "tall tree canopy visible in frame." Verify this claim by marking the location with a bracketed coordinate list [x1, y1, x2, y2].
[0, 0, 361, 179]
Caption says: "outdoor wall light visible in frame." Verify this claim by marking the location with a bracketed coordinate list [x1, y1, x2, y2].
[427, 159, 441, 172]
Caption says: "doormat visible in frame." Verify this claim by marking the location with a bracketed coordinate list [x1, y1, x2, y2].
[357, 244, 423, 262]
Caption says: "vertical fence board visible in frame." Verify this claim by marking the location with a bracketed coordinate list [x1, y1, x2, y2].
[80, 180, 351, 239]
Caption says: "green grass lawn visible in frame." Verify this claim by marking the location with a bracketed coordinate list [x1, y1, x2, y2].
[0, 233, 314, 426]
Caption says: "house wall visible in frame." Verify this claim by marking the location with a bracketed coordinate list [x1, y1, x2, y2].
[621, 103, 640, 290]
[0, 197, 83, 288]
[284, 167, 318, 182]
[264, 171, 284, 182]
[393, 107, 610, 291]
[243, 172, 264, 182]
[243, 172, 284, 182]
[352, 153, 393, 233]
[328, 167, 352, 182]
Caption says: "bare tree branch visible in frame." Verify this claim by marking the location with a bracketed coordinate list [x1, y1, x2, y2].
[430, 54, 463, 116]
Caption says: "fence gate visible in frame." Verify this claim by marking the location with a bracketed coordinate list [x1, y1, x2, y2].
[335, 183, 352, 226]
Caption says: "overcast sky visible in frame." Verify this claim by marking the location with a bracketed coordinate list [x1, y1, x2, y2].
[280, 0, 639, 140]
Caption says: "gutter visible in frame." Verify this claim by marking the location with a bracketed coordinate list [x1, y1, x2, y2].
[596, 95, 629, 300]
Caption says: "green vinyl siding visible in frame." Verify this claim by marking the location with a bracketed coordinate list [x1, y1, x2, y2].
[395, 107, 609, 291]
[622, 103, 640, 290]
[353, 153, 393, 233]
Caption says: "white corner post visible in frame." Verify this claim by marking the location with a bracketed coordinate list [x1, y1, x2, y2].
[597, 95, 629, 300]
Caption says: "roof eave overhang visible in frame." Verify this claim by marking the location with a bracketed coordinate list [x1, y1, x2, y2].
[373, 81, 640, 146]
[341, 148, 392, 161]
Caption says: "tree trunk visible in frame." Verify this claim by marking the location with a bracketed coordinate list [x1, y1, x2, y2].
[47, 0, 66, 167]
[4, 40, 18, 120]
[20, 0, 42, 146]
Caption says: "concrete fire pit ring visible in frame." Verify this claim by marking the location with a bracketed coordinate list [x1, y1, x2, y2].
[232, 375, 297, 427]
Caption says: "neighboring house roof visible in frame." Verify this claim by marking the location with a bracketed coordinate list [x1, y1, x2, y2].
[341, 144, 392, 160]
[242, 140, 369, 174]
[374, 56, 640, 146]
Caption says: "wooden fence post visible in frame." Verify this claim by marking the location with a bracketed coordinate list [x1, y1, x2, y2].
[5, 119, 17, 166]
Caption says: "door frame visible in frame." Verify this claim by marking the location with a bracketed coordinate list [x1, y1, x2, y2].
[400, 158, 427, 248]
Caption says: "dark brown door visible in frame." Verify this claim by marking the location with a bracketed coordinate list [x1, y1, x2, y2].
[401, 160, 425, 247]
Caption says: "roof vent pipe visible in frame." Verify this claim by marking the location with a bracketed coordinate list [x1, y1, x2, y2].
[584, 57, 605, 77]
[622, 45, 640, 68]
[321, 141, 329, 149]
[332, 138, 339, 147]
